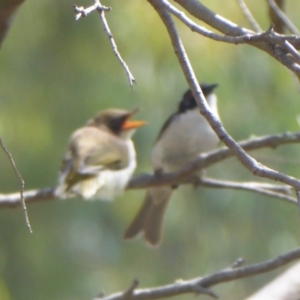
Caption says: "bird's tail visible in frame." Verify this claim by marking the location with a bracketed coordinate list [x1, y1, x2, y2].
[124, 186, 172, 246]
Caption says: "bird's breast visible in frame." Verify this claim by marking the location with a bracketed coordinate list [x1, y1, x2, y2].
[151, 109, 218, 172]
[94, 140, 136, 200]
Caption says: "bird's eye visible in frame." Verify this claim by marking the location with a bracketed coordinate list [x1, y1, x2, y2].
[110, 116, 126, 134]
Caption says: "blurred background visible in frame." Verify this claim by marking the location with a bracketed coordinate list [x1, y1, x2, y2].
[0, 0, 300, 299]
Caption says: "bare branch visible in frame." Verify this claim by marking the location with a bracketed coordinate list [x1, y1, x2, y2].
[123, 280, 140, 299]
[74, 1, 110, 20]
[267, 0, 285, 34]
[237, 0, 262, 32]
[282, 40, 300, 64]
[94, 247, 300, 300]
[97, 0, 136, 87]
[74, 0, 136, 87]
[199, 177, 296, 205]
[162, 1, 300, 48]
[1, 132, 300, 208]
[0, 179, 294, 209]
[295, 190, 300, 214]
[0, 188, 54, 208]
[172, 0, 300, 75]
[231, 258, 245, 269]
[267, 0, 299, 35]
[148, 0, 300, 202]
[0, 136, 32, 232]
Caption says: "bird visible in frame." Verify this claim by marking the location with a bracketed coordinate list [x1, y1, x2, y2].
[124, 83, 220, 246]
[55, 108, 145, 201]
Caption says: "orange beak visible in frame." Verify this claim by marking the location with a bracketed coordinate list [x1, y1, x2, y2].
[122, 109, 146, 130]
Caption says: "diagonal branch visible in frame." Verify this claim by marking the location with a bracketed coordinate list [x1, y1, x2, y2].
[199, 177, 296, 205]
[74, 0, 136, 87]
[148, 0, 300, 200]
[0, 136, 32, 232]
[237, 0, 262, 32]
[93, 247, 300, 300]
[267, 0, 299, 35]
[282, 40, 300, 64]
[267, 0, 285, 34]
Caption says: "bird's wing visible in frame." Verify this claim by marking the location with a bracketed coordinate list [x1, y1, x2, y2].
[70, 127, 130, 173]
[58, 127, 130, 193]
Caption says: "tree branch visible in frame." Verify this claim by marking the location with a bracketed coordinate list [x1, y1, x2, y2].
[267, 0, 285, 34]
[0, 132, 299, 208]
[148, 0, 300, 201]
[199, 177, 296, 205]
[0, 136, 32, 232]
[237, 0, 262, 32]
[93, 247, 300, 300]
[267, 0, 299, 35]
[173, 0, 300, 75]
[74, 0, 136, 87]
[162, 1, 300, 67]
[163, 1, 300, 46]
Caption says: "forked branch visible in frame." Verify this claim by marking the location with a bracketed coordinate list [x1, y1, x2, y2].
[74, 0, 136, 87]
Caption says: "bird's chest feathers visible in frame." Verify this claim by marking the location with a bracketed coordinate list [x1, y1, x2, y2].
[94, 140, 136, 200]
[152, 109, 218, 171]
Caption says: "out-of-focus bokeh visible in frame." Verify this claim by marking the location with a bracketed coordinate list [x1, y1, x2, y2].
[0, 1, 300, 299]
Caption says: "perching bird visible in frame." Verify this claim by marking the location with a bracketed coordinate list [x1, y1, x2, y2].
[55, 109, 145, 201]
[124, 84, 220, 246]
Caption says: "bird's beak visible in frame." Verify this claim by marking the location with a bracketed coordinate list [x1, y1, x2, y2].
[122, 109, 146, 130]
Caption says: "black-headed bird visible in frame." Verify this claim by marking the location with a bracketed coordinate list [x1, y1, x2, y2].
[124, 84, 220, 246]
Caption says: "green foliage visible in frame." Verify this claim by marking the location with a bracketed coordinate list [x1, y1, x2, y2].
[0, 1, 300, 299]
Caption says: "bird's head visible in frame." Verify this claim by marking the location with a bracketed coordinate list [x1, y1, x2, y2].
[87, 108, 145, 139]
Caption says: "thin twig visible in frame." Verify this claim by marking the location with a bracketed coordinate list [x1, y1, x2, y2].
[267, 0, 299, 35]
[237, 0, 261, 32]
[172, 0, 300, 76]
[74, 0, 136, 87]
[0, 137, 32, 232]
[295, 190, 300, 215]
[74, 1, 111, 20]
[94, 247, 300, 300]
[231, 258, 245, 269]
[161, 0, 300, 76]
[97, 0, 136, 87]
[199, 177, 296, 205]
[282, 40, 300, 64]
[199, 178, 292, 195]
[123, 280, 140, 299]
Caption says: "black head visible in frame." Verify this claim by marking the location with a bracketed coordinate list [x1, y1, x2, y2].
[178, 83, 218, 113]
[87, 108, 144, 136]
[87, 109, 131, 135]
